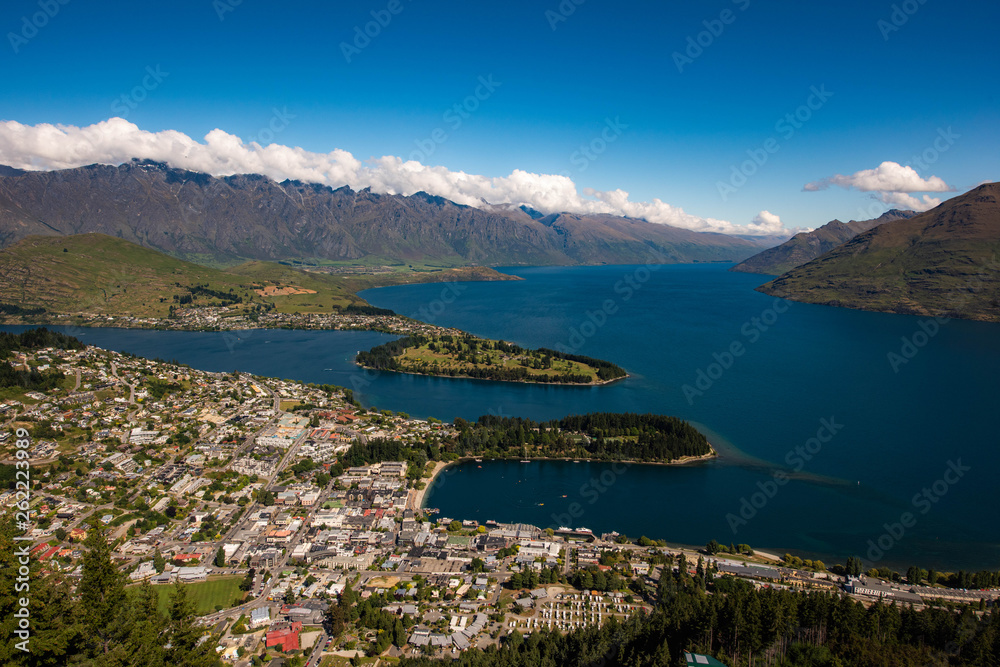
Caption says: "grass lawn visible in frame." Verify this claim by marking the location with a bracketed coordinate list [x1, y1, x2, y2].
[398, 342, 600, 382]
[154, 576, 245, 616]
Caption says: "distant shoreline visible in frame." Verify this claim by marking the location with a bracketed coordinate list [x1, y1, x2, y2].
[356, 363, 629, 387]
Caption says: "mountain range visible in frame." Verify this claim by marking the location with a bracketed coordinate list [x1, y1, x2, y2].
[757, 183, 1000, 321]
[731, 209, 917, 275]
[0, 159, 770, 268]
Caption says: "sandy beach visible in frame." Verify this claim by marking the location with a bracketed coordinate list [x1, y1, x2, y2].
[408, 460, 453, 511]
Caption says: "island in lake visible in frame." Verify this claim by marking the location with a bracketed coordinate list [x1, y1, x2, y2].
[355, 333, 628, 385]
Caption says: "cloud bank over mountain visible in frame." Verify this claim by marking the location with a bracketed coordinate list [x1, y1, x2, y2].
[0, 118, 785, 236]
[804, 161, 953, 211]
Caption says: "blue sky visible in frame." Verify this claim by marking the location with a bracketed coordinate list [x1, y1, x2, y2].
[1, 0, 997, 233]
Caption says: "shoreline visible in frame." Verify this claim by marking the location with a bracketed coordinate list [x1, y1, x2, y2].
[410, 460, 453, 511]
[356, 363, 628, 387]
[1, 320, 629, 387]
[414, 445, 718, 511]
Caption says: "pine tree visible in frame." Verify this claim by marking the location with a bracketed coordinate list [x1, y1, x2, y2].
[78, 524, 127, 656]
[123, 582, 168, 667]
[165, 582, 219, 666]
[153, 548, 166, 574]
[0, 520, 82, 666]
[394, 618, 406, 647]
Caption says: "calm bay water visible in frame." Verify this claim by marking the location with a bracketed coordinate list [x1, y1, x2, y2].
[8, 263, 999, 570]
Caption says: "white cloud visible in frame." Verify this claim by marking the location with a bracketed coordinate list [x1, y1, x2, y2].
[804, 161, 952, 193]
[874, 191, 942, 212]
[747, 210, 785, 235]
[0, 118, 783, 235]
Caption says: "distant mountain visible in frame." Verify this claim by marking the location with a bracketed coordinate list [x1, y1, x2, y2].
[0, 165, 26, 178]
[731, 209, 917, 275]
[758, 183, 1000, 321]
[0, 159, 764, 267]
[733, 233, 796, 249]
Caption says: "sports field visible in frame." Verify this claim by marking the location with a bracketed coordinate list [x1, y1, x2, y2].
[154, 576, 245, 616]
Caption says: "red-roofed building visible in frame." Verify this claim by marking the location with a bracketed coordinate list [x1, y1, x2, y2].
[30, 542, 50, 556]
[265, 621, 302, 652]
[172, 553, 202, 563]
[39, 546, 60, 561]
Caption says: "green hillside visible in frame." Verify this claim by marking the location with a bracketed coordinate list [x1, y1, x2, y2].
[758, 183, 1000, 321]
[0, 233, 521, 324]
[731, 210, 916, 275]
[0, 233, 367, 319]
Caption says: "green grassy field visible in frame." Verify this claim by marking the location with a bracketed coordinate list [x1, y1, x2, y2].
[0, 234, 364, 317]
[154, 576, 245, 616]
[398, 339, 601, 382]
[0, 234, 519, 321]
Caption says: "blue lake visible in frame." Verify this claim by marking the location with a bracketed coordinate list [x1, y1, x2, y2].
[8, 263, 999, 571]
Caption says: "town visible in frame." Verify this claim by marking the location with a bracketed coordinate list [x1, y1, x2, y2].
[2, 335, 998, 667]
[8, 304, 465, 337]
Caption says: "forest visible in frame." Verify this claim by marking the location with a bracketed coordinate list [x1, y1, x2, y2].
[0, 522, 222, 667]
[336, 412, 711, 465]
[342, 303, 395, 316]
[0, 328, 84, 391]
[452, 413, 713, 462]
[0, 328, 85, 358]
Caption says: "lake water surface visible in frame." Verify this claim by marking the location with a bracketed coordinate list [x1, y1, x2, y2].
[8, 263, 998, 570]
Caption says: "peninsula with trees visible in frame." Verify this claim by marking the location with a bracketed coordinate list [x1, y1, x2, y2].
[355, 333, 628, 385]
